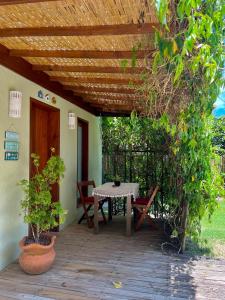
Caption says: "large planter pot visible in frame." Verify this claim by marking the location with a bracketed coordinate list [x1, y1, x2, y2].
[19, 235, 56, 275]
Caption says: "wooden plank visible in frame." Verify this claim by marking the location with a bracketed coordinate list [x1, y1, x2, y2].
[50, 76, 143, 85]
[63, 86, 137, 94]
[0, 23, 159, 37]
[98, 111, 131, 117]
[10, 49, 151, 59]
[0, 44, 96, 115]
[84, 99, 139, 106]
[33, 64, 145, 74]
[92, 104, 141, 112]
[83, 98, 139, 105]
[1, 218, 224, 300]
[81, 93, 141, 100]
[0, 0, 57, 5]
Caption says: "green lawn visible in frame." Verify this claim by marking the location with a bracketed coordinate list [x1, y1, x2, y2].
[187, 200, 225, 258]
[197, 200, 225, 258]
[201, 200, 225, 241]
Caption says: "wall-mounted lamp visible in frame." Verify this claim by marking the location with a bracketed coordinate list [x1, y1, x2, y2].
[9, 91, 22, 118]
[68, 112, 76, 130]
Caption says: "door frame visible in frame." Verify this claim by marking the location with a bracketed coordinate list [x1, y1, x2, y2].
[77, 117, 89, 206]
[30, 98, 60, 230]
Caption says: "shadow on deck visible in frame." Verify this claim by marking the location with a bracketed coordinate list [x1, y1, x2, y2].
[0, 217, 225, 299]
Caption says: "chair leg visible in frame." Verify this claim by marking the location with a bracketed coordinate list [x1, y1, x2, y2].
[78, 204, 92, 224]
[99, 201, 107, 224]
[83, 204, 94, 228]
[135, 210, 146, 231]
[133, 207, 138, 225]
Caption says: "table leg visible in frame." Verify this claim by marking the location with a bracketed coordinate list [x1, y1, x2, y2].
[94, 195, 99, 234]
[126, 195, 131, 237]
[108, 198, 112, 222]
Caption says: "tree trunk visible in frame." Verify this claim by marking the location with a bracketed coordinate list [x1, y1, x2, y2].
[179, 199, 189, 253]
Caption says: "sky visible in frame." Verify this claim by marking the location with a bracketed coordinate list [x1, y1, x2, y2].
[212, 69, 225, 119]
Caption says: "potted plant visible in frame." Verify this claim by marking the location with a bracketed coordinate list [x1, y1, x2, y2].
[114, 175, 121, 187]
[18, 149, 67, 274]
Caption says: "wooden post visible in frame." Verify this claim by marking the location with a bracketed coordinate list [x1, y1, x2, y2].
[94, 195, 99, 234]
[126, 195, 132, 237]
[179, 199, 189, 253]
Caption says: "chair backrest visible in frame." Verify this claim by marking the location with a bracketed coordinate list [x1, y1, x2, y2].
[145, 185, 159, 210]
[77, 180, 96, 203]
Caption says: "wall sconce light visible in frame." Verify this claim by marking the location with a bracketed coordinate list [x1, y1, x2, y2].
[9, 91, 22, 118]
[68, 112, 76, 129]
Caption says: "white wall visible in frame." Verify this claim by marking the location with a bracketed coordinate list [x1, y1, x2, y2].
[0, 65, 102, 270]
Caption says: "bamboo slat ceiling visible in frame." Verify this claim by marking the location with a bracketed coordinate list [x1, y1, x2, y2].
[0, 0, 158, 115]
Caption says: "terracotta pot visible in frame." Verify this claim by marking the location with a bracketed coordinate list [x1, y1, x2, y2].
[19, 235, 56, 275]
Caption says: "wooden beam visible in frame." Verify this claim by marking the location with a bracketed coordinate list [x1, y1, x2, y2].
[97, 111, 131, 117]
[92, 103, 141, 111]
[33, 64, 145, 74]
[0, 0, 57, 5]
[93, 104, 136, 109]
[10, 49, 150, 59]
[63, 85, 137, 94]
[50, 76, 143, 85]
[84, 98, 140, 105]
[0, 44, 96, 115]
[0, 23, 159, 37]
[82, 94, 141, 101]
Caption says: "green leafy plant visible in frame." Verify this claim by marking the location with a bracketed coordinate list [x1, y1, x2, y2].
[108, 0, 224, 252]
[114, 174, 121, 182]
[142, 0, 224, 251]
[19, 150, 67, 243]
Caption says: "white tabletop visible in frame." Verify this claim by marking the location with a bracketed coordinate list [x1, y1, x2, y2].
[92, 182, 139, 199]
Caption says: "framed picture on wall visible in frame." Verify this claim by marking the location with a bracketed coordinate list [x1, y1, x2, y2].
[4, 141, 19, 152]
[5, 131, 19, 141]
[5, 151, 19, 161]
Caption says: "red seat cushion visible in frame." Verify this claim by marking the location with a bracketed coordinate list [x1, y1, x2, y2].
[83, 196, 94, 203]
[83, 196, 107, 204]
[133, 197, 149, 205]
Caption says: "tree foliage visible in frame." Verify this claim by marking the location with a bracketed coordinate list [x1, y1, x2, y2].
[148, 0, 225, 247]
[107, 0, 225, 251]
[102, 113, 169, 153]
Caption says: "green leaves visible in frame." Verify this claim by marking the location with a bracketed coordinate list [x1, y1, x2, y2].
[103, 0, 225, 249]
[18, 152, 66, 243]
[174, 56, 184, 83]
[155, 0, 169, 25]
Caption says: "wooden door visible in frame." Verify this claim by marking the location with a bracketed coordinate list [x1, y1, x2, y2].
[77, 118, 89, 205]
[30, 98, 60, 230]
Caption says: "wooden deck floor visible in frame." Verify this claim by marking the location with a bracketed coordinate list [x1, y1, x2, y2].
[0, 217, 225, 300]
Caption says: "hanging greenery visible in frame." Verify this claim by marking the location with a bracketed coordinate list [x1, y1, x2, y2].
[108, 0, 225, 252]
[145, 0, 224, 251]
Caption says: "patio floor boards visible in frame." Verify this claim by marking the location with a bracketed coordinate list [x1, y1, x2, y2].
[0, 217, 225, 300]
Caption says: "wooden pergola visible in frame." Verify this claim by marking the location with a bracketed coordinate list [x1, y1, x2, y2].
[0, 0, 158, 115]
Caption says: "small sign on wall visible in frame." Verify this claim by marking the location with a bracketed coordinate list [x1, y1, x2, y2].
[4, 131, 19, 161]
[4, 141, 19, 152]
[5, 151, 19, 161]
[5, 131, 19, 141]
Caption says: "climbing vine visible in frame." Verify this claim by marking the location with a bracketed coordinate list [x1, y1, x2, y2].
[108, 0, 225, 251]
[141, 0, 224, 251]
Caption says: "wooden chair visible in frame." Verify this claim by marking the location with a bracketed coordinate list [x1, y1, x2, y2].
[77, 180, 107, 228]
[132, 185, 159, 231]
